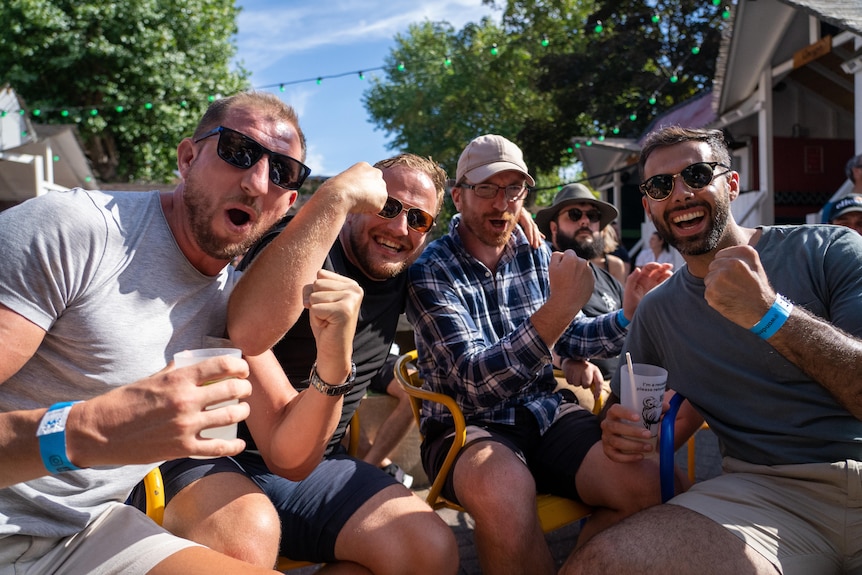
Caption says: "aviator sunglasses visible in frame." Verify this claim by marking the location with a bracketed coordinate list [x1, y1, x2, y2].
[194, 126, 311, 190]
[377, 197, 436, 233]
[639, 161, 731, 201]
[564, 207, 602, 223]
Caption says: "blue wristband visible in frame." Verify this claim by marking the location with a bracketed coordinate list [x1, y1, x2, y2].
[36, 401, 82, 474]
[616, 309, 631, 328]
[750, 294, 793, 340]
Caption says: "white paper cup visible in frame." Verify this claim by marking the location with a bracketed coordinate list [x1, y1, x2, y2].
[620, 363, 668, 456]
[174, 348, 242, 444]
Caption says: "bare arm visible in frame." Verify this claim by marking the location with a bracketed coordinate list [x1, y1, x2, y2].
[227, 162, 387, 356]
[243, 269, 362, 479]
[705, 244, 862, 419]
[0, 305, 254, 488]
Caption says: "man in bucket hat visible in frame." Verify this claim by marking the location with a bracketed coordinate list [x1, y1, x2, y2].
[536, 184, 647, 384]
[406, 134, 674, 575]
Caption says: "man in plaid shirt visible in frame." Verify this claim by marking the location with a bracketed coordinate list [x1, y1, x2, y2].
[406, 134, 672, 575]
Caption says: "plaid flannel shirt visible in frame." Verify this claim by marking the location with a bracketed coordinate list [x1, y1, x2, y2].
[406, 215, 627, 435]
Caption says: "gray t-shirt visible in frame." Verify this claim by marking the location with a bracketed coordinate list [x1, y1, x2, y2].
[0, 188, 238, 538]
[613, 225, 862, 465]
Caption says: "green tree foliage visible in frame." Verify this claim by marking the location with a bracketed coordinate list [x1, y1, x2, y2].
[0, 0, 249, 183]
[364, 0, 725, 202]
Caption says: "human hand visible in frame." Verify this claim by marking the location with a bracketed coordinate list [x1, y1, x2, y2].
[66, 356, 252, 466]
[518, 207, 544, 248]
[303, 269, 363, 381]
[600, 402, 655, 462]
[621, 261, 673, 320]
[703, 245, 775, 328]
[547, 250, 595, 320]
[561, 358, 603, 398]
[316, 162, 388, 215]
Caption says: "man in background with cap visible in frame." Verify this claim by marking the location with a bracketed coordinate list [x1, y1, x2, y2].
[828, 193, 862, 235]
[406, 134, 673, 575]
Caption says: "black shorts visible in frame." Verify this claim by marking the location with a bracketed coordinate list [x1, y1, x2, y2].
[128, 448, 398, 563]
[421, 403, 602, 505]
[368, 354, 399, 395]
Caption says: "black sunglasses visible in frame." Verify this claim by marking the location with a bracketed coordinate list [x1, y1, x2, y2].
[564, 207, 602, 223]
[377, 197, 436, 233]
[194, 126, 311, 190]
[639, 161, 731, 201]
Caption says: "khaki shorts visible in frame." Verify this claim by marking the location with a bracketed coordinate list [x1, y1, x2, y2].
[0, 503, 199, 575]
[670, 457, 862, 575]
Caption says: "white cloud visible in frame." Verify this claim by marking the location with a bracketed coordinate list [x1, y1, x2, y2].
[235, 0, 496, 74]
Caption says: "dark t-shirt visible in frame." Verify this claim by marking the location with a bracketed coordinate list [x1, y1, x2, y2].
[237, 217, 406, 453]
[581, 263, 624, 379]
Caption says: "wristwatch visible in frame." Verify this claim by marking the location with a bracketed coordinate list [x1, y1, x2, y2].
[308, 361, 356, 396]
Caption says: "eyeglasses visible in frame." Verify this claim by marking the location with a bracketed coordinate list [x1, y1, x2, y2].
[377, 196, 436, 233]
[564, 208, 602, 223]
[194, 126, 311, 190]
[639, 161, 731, 201]
[461, 183, 528, 202]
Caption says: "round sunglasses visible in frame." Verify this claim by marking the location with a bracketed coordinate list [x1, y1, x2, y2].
[377, 196, 436, 233]
[563, 207, 602, 223]
[639, 161, 731, 201]
[194, 126, 311, 190]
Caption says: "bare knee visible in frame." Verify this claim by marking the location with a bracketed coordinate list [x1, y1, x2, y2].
[164, 475, 280, 568]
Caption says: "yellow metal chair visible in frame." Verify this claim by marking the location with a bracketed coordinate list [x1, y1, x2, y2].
[142, 411, 361, 572]
[394, 349, 593, 533]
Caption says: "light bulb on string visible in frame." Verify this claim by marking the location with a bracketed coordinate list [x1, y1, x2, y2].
[594, 20, 603, 34]
[490, 43, 498, 56]
[541, 35, 549, 47]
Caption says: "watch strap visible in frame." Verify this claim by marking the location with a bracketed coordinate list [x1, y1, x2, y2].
[309, 362, 356, 396]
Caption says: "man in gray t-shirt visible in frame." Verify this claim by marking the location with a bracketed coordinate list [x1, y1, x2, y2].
[562, 126, 862, 575]
[0, 91, 385, 574]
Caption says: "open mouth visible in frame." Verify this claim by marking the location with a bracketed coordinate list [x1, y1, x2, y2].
[376, 236, 404, 253]
[672, 208, 705, 230]
[228, 208, 251, 226]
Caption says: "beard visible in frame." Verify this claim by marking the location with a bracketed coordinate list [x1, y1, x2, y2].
[183, 171, 270, 260]
[654, 192, 731, 256]
[555, 228, 605, 260]
[459, 207, 519, 248]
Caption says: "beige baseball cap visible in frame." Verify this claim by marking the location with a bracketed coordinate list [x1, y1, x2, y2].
[456, 134, 535, 186]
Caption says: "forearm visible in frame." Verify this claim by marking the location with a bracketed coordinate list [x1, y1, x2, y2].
[768, 306, 862, 419]
[227, 192, 352, 355]
[0, 408, 55, 488]
[263, 388, 343, 480]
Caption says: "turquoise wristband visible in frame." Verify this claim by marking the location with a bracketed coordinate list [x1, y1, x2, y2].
[36, 401, 82, 474]
[616, 309, 631, 328]
[750, 294, 793, 340]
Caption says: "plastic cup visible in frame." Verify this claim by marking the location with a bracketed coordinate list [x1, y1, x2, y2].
[174, 348, 242, 444]
[620, 363, 668, 457]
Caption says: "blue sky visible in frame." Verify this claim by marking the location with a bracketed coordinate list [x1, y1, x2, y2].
[233, 1, 497, 178]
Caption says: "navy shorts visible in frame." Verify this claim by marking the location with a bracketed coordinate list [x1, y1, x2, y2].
[421, 403, 602, 505]
[128, 448, 398, 563]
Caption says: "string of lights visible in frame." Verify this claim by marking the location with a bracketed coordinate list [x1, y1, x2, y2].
[3, 1, 732, 152]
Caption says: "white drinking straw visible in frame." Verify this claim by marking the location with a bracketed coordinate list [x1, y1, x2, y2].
[625, 352, 637, 411]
